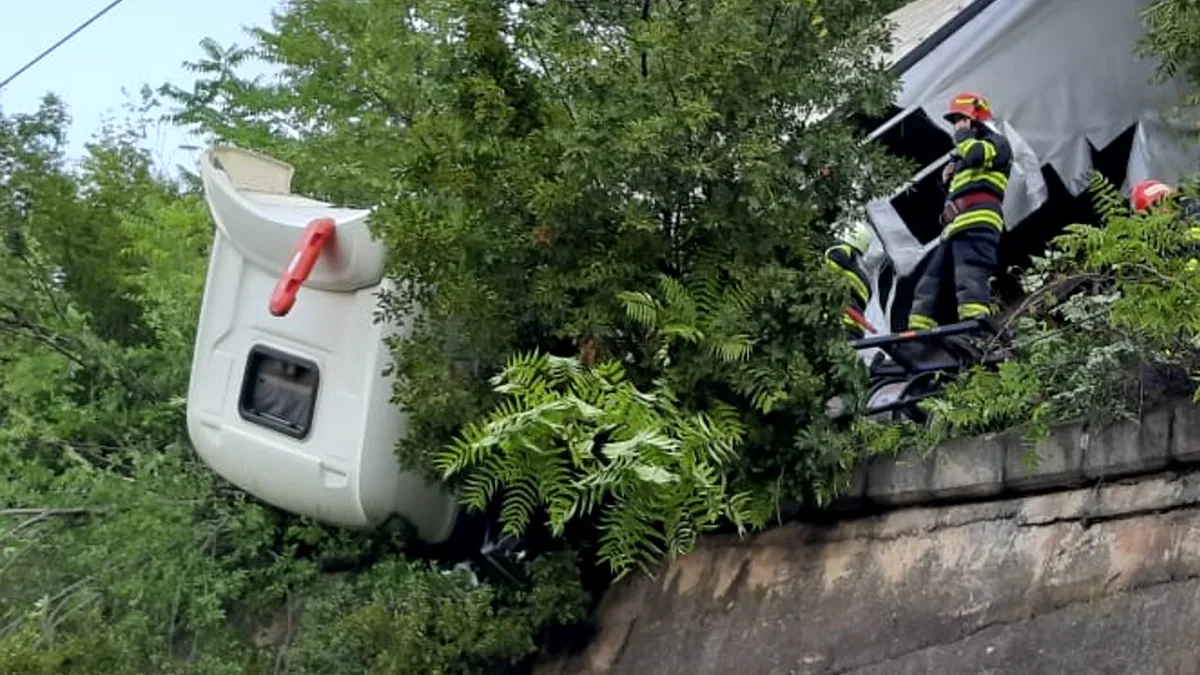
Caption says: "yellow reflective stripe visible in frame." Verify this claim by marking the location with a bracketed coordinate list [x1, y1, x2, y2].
[908, 313, 937, 330]
[954, 96, 992, 113]
[825, 247, 870, 303]
[827, 243, 854, 258]
[958, 302, 992, 319]
[842, 313, 862, 329]
[955, 138, 996, 167]
[824, 258, 848, 278]
[949, 168, 1008, 193]
[841, 269, 870, 304]
[944, 209, 1004, 236]
[952, 209, 1004, 227]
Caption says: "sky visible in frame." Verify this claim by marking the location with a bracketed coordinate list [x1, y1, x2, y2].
[0, 0, 284, 173]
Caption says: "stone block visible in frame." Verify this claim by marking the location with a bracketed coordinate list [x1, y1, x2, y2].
[1171, 398, 1200, 464]
[929, 432, 1006, 499]
[1082, 407, 1171, 480]
[865, 450, 933, 506]
[1004, 423, 1085, 492]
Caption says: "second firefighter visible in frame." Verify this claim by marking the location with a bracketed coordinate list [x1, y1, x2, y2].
[908, 92, 1012, 331]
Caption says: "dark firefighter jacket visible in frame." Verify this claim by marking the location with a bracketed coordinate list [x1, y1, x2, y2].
[943, 124, 1014, 236]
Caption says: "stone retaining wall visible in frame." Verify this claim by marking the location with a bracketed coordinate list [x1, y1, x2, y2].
[534, 397, 1200, 675]
[840, 396, 1200, 508]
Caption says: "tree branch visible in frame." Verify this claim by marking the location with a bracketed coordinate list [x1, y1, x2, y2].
[640, 0, 651, 78]
[2, 508, 99, 540]
[0, 304, 92, 369]
[992, 271, 1111, 345]
[0, 507, 98, 517]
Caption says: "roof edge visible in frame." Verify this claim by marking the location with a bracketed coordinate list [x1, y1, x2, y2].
[888, 0, 1001, 75]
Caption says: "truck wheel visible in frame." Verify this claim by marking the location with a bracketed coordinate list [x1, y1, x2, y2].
[382, 514, 419, 543]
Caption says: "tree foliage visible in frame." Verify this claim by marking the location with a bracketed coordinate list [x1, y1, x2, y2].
[1138, 0, 1200, 105]
[438, 352, 770, 577]
[290, 552, 588, 675]
[0, 97, 587, 673]
[163, 0, 913, 570]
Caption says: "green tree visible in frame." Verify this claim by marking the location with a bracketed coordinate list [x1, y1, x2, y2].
[0, 98, 588, 672]
[0, 94, 178, 347]
[165, 0, 913, 572]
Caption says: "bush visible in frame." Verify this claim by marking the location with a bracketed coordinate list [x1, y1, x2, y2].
[291, 552, 589, 675]
[437, 352, 771, 577]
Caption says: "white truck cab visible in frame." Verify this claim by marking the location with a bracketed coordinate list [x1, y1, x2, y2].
[187, 145, 459, 543]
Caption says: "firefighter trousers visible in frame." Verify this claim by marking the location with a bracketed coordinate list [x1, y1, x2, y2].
[908, 221, 1001, 330]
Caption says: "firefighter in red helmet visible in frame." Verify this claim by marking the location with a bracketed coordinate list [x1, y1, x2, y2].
[1131, 179, 1177, 213]
[1130, 178, 1200, 220]
[1130, 177, 1200, 225]
[908, 92, 1013, 332]
[1129, 179, 1200, 264]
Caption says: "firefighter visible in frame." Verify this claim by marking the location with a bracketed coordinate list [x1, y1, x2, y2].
[1131, 178, 1200, 270]
[825, 223, 874, 340]
[1130, 178, 1200, 222]
[908, 92, 1013, 331]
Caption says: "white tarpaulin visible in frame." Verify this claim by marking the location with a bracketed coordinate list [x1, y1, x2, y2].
[864, 0, 1200, 317]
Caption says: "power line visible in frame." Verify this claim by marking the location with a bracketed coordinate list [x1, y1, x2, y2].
[0, 0, 131, 93]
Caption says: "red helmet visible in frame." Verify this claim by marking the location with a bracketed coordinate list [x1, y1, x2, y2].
[944, 92, 993, 123]
[1131, 179, 1175, 212]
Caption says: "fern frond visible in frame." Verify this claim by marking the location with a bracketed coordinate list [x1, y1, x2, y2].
[435, 345, 754, 579]
[632, 463, 678, 485]
[600, 429, 679, 461]
[618, 290, 661, 327]
[733, 363, 790, 414]
[657, 274, 694, 313]
[459, 464, 502, 512]
[720, 282, 756, 316]
[592, 359, 626, 383]
[437, 423, 496, 478]
[499, 473, 541, 537]
[1087, 170, 1129, 226]
[598, 501, 665, 579]
[660, 322, 704, 343]
[687, 256, 725, 314]
[709, 335, 755, 362]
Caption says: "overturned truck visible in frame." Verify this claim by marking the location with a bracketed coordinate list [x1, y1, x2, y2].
[188, 146, 524, 582]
